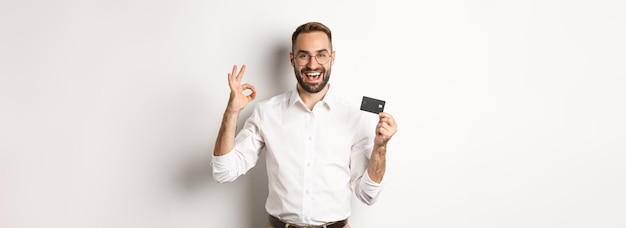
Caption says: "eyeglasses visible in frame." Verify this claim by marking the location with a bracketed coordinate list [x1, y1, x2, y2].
[294, 52, 332, 66]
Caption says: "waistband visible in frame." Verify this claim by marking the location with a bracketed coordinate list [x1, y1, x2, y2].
[269, 215, 347, 228]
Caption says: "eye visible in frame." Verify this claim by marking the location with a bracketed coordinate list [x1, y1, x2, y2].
[297, 53, 309, 59]
[317, 53, 328, 58]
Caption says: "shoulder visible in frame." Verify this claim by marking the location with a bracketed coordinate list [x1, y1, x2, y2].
[253, 91, 292, 111]
[257, 92, 291, 107]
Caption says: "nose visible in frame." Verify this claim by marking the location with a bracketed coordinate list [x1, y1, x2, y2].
[306, 56, 320, 68]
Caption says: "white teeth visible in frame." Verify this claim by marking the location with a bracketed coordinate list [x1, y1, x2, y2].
[306, 72, 321, 77]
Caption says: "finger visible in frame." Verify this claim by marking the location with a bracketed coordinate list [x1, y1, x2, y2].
[377, 128, 392, 141]
[231, 65, 238, 81]
[378, 113, 391, 124]
[379, 115, 396, 127]
[378, 112, 392, 119]
[377, 122, 397, 135]
[378, 115, 391, 123]
[227, 65, 238, 87]
[249, 90, 257, 100]
[379, 112, 395, 119]
[378, 122, 393, 133]
[236, 65, 246, 81]
[377, 126, 395, 140]
[241, 83, 254, 89]
[241, 83, 256, 94]
[246, 83, 256, 100]
[378, 121, 391, 130]
[241, 83, 257, 100]
[377, 118, 394, 129]
[377, 128, 391, 138]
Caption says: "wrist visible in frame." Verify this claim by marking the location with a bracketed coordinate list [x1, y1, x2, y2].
[373, 144, 387, 156]
[222, 109, 240, 123]
[224, 106, 241, 116]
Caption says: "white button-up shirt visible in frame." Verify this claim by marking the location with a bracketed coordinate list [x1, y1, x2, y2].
[212, 87, 384, 226]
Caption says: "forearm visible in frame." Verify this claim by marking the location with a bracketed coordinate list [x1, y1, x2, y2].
[367, 144, 387, 183]
[213, 110, 239, 156]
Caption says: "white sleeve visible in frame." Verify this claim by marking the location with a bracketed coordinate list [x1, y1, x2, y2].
[212, 106, 265, 183]
[350, 113, 385, 205]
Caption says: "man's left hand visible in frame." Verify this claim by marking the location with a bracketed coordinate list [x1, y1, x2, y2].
[374, 112, 397, 147]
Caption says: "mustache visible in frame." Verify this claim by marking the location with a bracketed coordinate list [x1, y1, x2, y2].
[301, 66, 324, 72]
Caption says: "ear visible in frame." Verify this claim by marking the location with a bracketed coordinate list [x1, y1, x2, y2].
[289, 52, 295, 67]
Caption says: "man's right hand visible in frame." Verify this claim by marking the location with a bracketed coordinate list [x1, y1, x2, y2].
[226, 64, 256, 113]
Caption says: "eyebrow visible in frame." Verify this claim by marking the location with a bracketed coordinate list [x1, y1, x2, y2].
[296, 49, 330, 54]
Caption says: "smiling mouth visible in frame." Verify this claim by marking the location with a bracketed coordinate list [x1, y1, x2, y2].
[305, 72, 321, 80]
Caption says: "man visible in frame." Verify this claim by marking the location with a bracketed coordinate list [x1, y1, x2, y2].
[212, 22, 398, 228]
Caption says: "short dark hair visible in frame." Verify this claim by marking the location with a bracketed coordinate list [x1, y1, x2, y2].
[291, 22, 332, 51]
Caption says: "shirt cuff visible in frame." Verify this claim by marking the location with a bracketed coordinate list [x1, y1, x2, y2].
[363, 170, 385, 187]
[357, 170, 385, 205]
[211, 151, 237, 173]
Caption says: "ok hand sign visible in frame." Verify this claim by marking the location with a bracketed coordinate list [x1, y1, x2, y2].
[226, 65, 257, 113]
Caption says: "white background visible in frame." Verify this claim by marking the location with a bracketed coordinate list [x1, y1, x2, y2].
[1, 0, 625, 227]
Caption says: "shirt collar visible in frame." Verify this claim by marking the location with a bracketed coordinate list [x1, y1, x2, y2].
[288, 84, 337, 110]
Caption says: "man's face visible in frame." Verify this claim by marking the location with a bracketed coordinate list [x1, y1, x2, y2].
[290, 31, 335, 94]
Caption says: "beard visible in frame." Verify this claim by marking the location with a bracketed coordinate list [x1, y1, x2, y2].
[294, 66, 331, 93]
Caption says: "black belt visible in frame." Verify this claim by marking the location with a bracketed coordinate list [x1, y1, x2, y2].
[269, 215, 347, 228]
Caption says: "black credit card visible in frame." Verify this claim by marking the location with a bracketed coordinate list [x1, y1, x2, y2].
[360, 96, 385, 114]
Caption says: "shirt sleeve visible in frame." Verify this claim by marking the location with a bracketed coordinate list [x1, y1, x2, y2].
[359, 170, 385, 204]
[212, 106, 265, 183]
[350, 113, 385, 205]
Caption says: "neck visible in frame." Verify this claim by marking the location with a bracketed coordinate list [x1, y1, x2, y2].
[297, 84, 329, 111]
